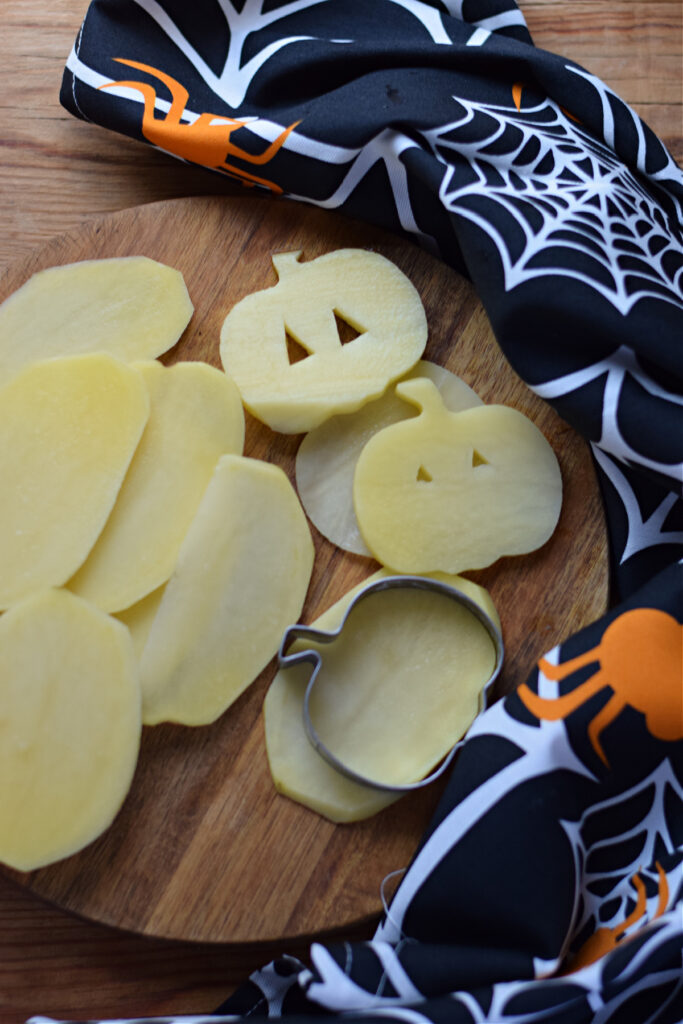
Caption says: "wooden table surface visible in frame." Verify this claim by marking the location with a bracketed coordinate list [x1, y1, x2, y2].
[1, 2, 681, 1021]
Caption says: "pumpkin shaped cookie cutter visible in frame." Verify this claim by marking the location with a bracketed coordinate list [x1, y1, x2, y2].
[277, 575, 504, 793]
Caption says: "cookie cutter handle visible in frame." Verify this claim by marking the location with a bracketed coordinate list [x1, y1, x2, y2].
[278, 623, 335, 672]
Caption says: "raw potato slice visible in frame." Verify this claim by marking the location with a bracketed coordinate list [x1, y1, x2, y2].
[220, 249, 427, 433]
[264, 570, 499, 822]
[69, 361, 245, 612]
[0, 588, 141, 871]
[354, 377, 562, 574]
[140, 455, 314, 726]
[0, 257, 193, 384]
[0, 353, 149, 609]
[116, 586, 165, 660]
[296, 361, 482, 555]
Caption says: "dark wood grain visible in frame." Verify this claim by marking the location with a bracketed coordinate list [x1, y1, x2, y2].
[0, 874, 309, 1023]
[0, 0, 679, 1019]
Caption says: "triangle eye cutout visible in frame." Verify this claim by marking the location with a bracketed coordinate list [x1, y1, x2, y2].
[334, 311, 363, 345]
[286, 331, 310, 365]
[416, 465, 433, 483]
[472, 450, 489, 468]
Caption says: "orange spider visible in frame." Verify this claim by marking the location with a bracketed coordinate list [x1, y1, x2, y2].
[518, 608, 682, 766]
[99, 59, 299, 193]
[563, 863, 669, 973]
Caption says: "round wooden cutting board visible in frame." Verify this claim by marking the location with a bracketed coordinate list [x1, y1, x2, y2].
[0, 196, 607, 945]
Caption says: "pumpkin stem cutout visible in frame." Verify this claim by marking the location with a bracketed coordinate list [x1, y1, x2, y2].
[519, 608, 683, 766]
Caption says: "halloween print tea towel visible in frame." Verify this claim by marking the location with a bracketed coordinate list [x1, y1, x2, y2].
[50, 0, 683, 1021]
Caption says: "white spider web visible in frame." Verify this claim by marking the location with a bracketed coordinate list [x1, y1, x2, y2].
[591, 447, 683, 564]
[532, 344, 683, 490]
[559, 762, 683, 950]
[426, 92, 683, 315]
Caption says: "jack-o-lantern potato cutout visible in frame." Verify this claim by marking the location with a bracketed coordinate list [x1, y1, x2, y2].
[295, 360, 483, 556]
[353, 377, 562, 574]
[219, 249, 428, 434]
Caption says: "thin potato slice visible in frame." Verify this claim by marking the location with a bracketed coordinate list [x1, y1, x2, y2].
[296, 361, 482, 554]
[0, 588, 141, 871]
[0, 354, 149, 610]
[220, 250, 427, 433]
[354, 378, 562, 573]
[140, 455, 314, 726]
[69, 361, 245, 612]
[0, 257, 193, 385]
[264, 570, 499, 822]
[116, 586, 165, 660]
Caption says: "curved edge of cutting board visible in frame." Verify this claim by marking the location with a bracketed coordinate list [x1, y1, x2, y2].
[0, 196, 608, 943]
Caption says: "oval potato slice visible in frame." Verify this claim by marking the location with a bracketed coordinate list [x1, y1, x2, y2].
[0, 588, 141, 871]
[69, 361, 245, 612]
[0, 257, 193, 385]
[296, 361, 482, 555]
[264, 570, 499, 822]
[140, 454, 314, 726]
[0, 353, 149, 609]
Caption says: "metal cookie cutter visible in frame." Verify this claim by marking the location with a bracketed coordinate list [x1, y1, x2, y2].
[277, 575, 504, 793]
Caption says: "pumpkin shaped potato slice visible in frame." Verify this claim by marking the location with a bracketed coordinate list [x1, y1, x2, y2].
[354, 377, 562, 574]
[220, 249, 428, 433]
[0, 353, 149, 610]
[140, 454, 314, 726]
[0, 257, 193, 385]
[264, 570, 499, 822]
[0, 588, 141, 871]
[69, 361, 245, 613]
[296, 360, 482, 555]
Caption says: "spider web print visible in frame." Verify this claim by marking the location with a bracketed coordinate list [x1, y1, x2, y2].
[529, 343, 683, 568]
[533, 342, 682, 473]
[591, 447, 683, 565]
[126, 0, 334, 109]
[426, 88, 683, 316]
[560, 762, 683, 953]
[105, 0, 525, 110]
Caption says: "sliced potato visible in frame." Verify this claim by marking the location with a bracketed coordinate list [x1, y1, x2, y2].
[140, 455, 314, 726]
[69, 361, 245, 612]
[220, 250, 427, 433]
[0, 257, 193, 384]
[354, 378, 562, 573]
[0, 353, 149, 610]
[296, 361, 482, 554]
[0, 588, 141, 871]
[264, 570, 499, 822]
[116, 585, 165, 660]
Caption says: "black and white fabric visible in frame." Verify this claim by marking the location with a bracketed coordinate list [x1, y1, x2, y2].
[52, 2, 683, 1022]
